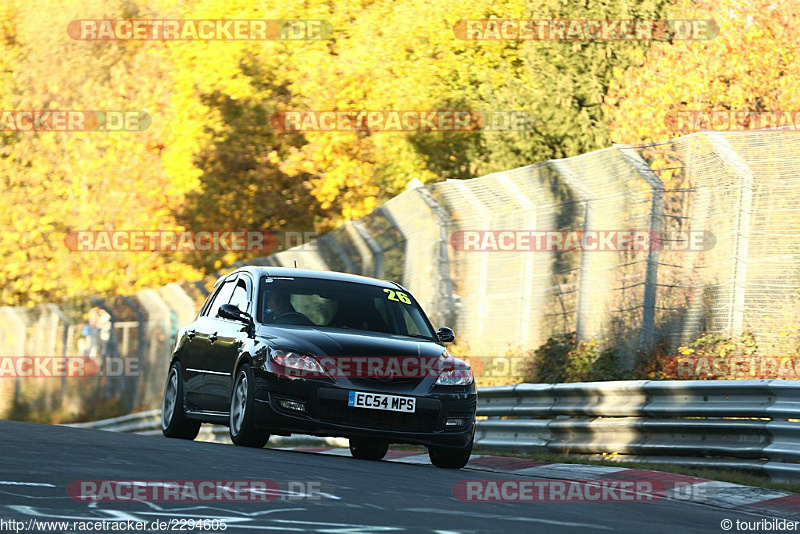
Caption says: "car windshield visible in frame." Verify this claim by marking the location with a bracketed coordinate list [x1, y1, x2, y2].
[258, 276, 436, 340]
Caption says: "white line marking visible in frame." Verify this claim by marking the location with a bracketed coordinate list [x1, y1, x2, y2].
[315, 492, 341, 500]
[0, 481, 55, 487]
[319, 449, 351, 457]
[385, 455, 431, 465]
[403, 508, 613, 530]
[271, 519, 403, 532]
[210, 526, 304, 532]
[136, 507, 306, 517]
[0, 491, 68, 500]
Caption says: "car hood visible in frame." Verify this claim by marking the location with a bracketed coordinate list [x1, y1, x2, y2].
[256, 325, 444, 358]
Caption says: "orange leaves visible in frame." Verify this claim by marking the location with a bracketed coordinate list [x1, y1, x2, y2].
[606, 0, 800, 166]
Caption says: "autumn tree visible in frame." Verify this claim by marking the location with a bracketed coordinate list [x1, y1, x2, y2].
[606, 0, 800, 187]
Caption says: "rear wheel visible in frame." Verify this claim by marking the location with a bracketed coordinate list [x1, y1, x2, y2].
[161, 362, 201, 440]
[349, 438, 389, 461]
[229, 364, 270, 448]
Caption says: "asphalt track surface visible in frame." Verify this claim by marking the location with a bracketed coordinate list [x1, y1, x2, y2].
[0, 420, 780, 533]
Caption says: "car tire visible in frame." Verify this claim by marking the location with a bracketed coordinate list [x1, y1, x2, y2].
[349, 438, 389, 461]
[428, 434, 473, 469]
[229, 363, 270, 448]
[161, 361, 201, 440]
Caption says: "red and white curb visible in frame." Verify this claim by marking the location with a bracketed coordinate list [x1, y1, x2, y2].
[281, 447, 800, 520]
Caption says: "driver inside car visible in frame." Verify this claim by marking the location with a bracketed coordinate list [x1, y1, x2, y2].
[265, 291, 313, 325]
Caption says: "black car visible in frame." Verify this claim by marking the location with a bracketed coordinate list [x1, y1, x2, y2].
[161, 267, 476, 468]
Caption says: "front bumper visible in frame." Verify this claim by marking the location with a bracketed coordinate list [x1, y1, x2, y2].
[252, 372, 477, 448]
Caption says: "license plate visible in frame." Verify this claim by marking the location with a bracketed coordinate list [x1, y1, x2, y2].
[347, 391, 416, 413]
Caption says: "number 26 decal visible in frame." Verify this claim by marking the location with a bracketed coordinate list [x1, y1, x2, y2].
[384, 288, 412, 304]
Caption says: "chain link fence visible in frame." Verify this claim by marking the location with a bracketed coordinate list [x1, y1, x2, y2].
[266, 131, 800, 361]
[2, 130, 799, 419]
[0, 283, 205, 422]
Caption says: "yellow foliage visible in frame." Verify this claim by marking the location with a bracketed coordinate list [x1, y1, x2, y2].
[4, 0, 794, 306]
[606, 0, 800, 169]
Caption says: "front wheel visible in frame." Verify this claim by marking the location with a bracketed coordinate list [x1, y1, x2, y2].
[428, 435, 473, 469]
[161, 362, 201, 440]
[229, 364, 270, 448]
[349, 438, 389, 461]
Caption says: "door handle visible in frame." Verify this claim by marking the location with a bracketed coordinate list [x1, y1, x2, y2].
[187, 329, 196, 340]
[209, 332, 218, 344]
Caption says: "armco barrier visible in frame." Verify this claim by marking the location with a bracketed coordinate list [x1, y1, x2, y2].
[475, 379, 800, 482]
[71, 380, 800, 482]
[68, 409, 348, 448]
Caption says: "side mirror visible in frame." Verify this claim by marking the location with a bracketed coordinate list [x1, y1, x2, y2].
[219, 304, 255, 337]
[437, 327, 455, 344]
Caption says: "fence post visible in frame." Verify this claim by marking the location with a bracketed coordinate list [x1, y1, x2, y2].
[351, 220, 383, 278]
[45, 304, 71, 403]
[121, 296, 147, 412]
[318, 231, 357, 273]
[497, 173, 538, 348]
[448, 181, 491, 346]
[550, 160, 594, 341]
[340, 222, 372, 276]
[705, 133, 754, 335]
[158, 283, 198, 328]
[415, 185, 457, 328]
[135, 289, 173, 409]
[615, 145, 665, 352]
[0, 307, 27, 412]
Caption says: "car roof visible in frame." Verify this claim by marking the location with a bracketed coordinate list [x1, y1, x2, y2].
[223, 266, 401, 290]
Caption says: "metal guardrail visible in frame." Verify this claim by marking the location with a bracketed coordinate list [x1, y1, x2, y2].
[69, 409, 163, 433]
[476, 380, 800, 482]
[67, 409, 347, 448]
[69, 380, 800, 482]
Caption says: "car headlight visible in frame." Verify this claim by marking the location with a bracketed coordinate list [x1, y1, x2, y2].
[436, 368, 474, 386]
[268, 347, 325, 375]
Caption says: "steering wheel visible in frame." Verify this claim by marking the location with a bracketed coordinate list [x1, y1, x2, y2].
[273, 311, 314, 325]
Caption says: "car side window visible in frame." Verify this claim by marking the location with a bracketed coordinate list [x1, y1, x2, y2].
[206, 279, 236, 318]
[228, 277, 250, 314]
[198, 291, 216, 317]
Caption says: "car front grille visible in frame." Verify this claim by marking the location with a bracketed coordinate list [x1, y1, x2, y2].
[347, 377, 423, 391]
[318, 401, 439, 432]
